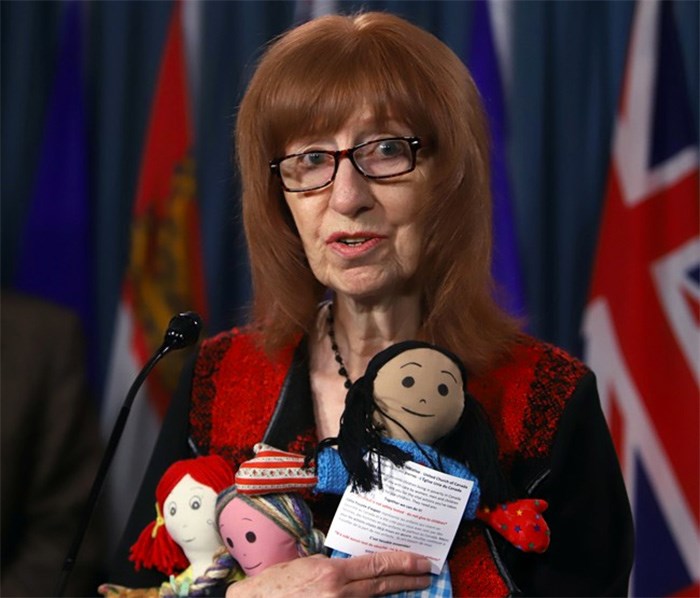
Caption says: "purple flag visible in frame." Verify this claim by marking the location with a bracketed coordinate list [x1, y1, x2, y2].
[14, 1, 91, 331]
[467, 0, 526, 317]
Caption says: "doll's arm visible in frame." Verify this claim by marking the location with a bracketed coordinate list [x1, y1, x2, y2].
[314, 447, 351, 494]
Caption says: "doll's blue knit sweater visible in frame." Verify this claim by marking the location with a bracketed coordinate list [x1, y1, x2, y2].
[315, 437, 481, 519]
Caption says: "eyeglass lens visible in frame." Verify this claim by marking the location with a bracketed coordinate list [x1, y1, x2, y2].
[278, 138, 415, 192]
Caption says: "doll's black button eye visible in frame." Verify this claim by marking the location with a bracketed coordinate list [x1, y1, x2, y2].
[437, 383, 449, 396]
[402, 376, 415, 388]
[246, 531, 257, 543]
[226, 537, 234, 548]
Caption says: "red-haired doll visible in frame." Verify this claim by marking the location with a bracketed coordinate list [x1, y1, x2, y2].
[101, 455, 241, 597]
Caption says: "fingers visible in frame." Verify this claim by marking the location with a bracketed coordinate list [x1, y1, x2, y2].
[343, 551, 432, 580]
[222, 552, 432, 597]
[344, 573, 432, 597]
[97, 583, 126, 598]
[339, 551, 432, 596]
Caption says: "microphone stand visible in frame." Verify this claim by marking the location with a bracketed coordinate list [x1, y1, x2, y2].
[55, 312, 201, 597]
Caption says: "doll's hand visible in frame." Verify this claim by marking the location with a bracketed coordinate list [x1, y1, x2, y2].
[97, 583, 160, 598]
[477, 498, 550, 553]
[224, 552, 432, 597]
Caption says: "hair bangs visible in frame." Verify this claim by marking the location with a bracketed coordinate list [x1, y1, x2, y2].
[263, 23, 438, 154]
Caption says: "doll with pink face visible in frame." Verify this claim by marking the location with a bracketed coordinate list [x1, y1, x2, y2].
[215, 487, 325, 577]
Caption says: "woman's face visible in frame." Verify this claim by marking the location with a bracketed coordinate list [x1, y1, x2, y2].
[281, 109, 431, 302]
[163, 474, 222, 555]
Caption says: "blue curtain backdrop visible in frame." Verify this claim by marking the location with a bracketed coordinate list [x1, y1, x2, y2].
[2, 0, 698, 389]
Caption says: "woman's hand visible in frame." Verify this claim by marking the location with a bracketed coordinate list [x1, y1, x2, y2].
[225, 551, 432, 597]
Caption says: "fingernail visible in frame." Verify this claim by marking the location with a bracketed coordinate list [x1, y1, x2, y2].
[417, 558, 432, 573]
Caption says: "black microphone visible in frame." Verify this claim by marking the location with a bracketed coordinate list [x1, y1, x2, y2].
[162, 311, 203, 351]
[55, 311, 203, 597]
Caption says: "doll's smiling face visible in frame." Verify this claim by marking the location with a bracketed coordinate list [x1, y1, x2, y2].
[163, 474, 222, 556]
[372, 347, 464, 444]
[218, 496, 298, 576]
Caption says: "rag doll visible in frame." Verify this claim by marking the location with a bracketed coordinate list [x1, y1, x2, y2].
[99, 455, 242, 598]
[215, 481, 325, 578]
[315, 341, 548, 540]
[314, 341, 550, 596]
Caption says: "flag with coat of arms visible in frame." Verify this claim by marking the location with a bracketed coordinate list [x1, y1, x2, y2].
[101, 1, 207, 551]
[582, 1, 699, 596]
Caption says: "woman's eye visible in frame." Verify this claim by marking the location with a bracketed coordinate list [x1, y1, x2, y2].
[378, 140, 400, 156]
[402, 376, 415, 388]
[437, 383, 449, 396]
[245, 531, 257, 543]
[189, 496, 201, 510]
[301, 152, 328, 167]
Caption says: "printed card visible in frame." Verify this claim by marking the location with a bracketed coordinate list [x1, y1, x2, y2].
[324, 456, 474, 574]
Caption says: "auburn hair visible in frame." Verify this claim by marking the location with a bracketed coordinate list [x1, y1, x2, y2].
[235, 11, 519, 372]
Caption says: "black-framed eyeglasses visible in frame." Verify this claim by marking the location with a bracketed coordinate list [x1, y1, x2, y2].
[269, 136, 422, 193]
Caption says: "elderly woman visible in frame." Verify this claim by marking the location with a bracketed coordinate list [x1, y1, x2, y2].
[113, 11, 633, 597]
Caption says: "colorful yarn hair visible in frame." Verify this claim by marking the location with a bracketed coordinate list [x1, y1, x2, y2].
[159, 547, 242, 597]
[215, 486, 325, 558]
[129, 455, 235, 575]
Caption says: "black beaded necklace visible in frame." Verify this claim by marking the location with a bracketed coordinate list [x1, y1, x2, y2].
[326, 302, 352, 389]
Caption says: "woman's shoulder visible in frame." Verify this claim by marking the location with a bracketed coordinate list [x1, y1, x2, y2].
[196, 326, 297, 372]
[192, 326, 300, 415]
[198, 325, 253, 356]
[190, 327, 302, 463]
[470, 334, 593, 460]
[509, 333, 589, 380]
[472, 334, 589, 398]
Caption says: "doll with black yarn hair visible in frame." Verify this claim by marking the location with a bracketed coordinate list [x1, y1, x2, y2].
[315, 340, 510, 509]
[313, 341, 534, 597]
[314, 341, 550, 556]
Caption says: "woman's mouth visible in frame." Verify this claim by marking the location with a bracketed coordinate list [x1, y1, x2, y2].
[338, 237, 371, 246]
[327, 232, 385, 257]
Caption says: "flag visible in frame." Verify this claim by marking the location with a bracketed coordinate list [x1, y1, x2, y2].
[467, 0, 526, 318]
[582, 1, 699, 596]
[102, 1, 207, 549]
[14, 0, 92, 341]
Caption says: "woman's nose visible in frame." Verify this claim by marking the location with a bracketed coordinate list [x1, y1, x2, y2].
[327, 158, 374, 216]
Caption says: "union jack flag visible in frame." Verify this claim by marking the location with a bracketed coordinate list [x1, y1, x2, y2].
[582, 1, 699, 596]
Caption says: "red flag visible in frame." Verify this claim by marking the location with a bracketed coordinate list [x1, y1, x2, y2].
[582, 1, 699, 595]
[102, 2, 207, 546]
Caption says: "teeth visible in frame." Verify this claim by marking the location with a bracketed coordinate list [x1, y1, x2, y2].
[340, 238, 368, 246]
